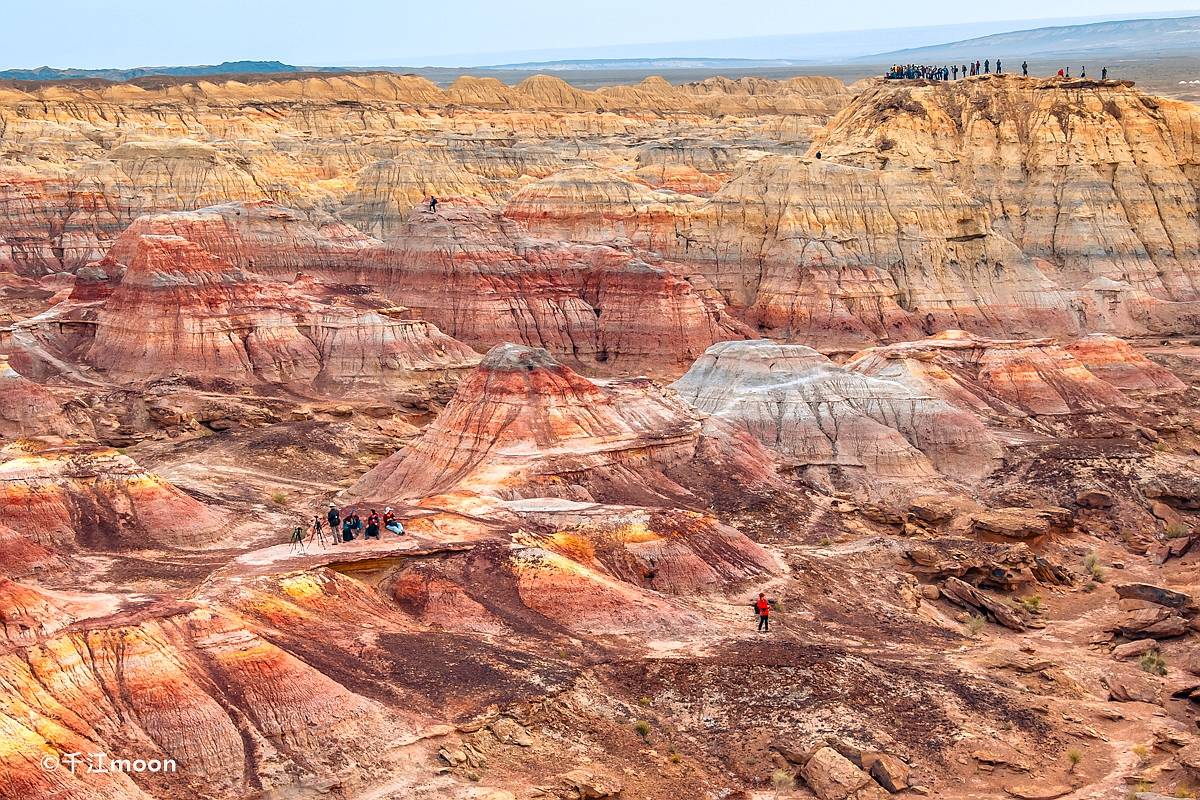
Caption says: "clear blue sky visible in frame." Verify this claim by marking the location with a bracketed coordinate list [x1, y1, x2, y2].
[5, 1, 1197, 68]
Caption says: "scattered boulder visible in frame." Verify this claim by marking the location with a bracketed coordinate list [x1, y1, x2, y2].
[558, 769, 623, 799]
[1177, 742, 1200, 777]
[1150, 500, 1185, 524]
[940, 577, 1031, 631]
[1117, 607, 1190, 640]
[909, 495, 976, 524]
[801, 747, 889, 800]
[861, 752, 910, 792]
[1115, 582, 1194, 610]
[1075, 490, 1113, 509]
[971, 507, 1072, 542]
[1102, 672, 1161, 704]
[490, 717, 534, 746]
[1112, 639, 1158, 660]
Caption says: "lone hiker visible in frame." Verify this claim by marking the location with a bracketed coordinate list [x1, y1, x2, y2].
[1022, 60, 1028, 76]
[754, 592, 773, 633]
[429, 196, 438, 214]
[1102, 66, 1108, 80]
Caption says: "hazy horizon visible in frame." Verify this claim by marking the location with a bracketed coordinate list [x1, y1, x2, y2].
[4, 2, 1198, 70]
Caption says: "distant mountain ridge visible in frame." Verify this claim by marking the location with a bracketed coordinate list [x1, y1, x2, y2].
[484, 57, 804, 71]
[866, 15, 1200, 62]
[0, 60, 338, 82]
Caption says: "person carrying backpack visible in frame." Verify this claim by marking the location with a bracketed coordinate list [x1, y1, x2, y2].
[754, 592, 773, 632]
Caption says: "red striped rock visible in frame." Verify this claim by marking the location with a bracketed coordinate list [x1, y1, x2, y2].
[353, 342, 779, 505]
[0, 439, 228, 553]
[0, 355, 74, 439]
[85, 230, 478, 388]
[846, 330, 1139, 419]
[379, 201, 753, 372]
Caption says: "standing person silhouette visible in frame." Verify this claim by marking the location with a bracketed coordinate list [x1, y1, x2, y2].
[755, 592, 772, 632]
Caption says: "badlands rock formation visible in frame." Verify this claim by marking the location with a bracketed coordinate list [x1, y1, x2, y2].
[672, 339, 1001, 484]
[812, 75, 1200, 334]
[0, 73, 849, 274]
[845, 329, 1168, 421]
[3, 69, 1200, 800]
[0, 355, 73, 438]
[0, 438, 228, 553]
[88, 229, 479, 388]
[353, 342, 779, 505]
[377, 202, 753, 370]
[51, 198, 752, 375]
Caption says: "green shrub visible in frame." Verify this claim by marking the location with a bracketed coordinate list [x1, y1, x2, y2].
[965, 614, 986, 636]
[1082, 551, 1106, 582]
[633, 720, 651, 740]
[771, 769, 795, 794]
[270, 491, 288, 505]
[1015, 595, 1043, 614]
[1165, 522, 1192, 539]
[1067, 748, 1083, 772]
[1140, 650, 1168, 676]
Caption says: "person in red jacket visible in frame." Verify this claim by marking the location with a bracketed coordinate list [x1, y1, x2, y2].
[755, 592, 772, 632]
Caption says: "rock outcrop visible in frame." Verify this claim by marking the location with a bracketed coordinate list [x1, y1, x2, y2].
[0, 355, 73, 438]
[845, 330, 1144, 421]
[378, 202, 754, 371]
[0, 439, 227, 553]
[352, 342, 779, 505]
[812, 76, 1200, 334]
[671, 340, 1000, 482]
[0, 74, 850, 275]
[84, 227, 479, 388]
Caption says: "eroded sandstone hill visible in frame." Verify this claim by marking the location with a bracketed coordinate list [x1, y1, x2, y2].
[0, 73, 848, 273]
[4, 72, 1199, 352]
[3, 70, 1200, 800]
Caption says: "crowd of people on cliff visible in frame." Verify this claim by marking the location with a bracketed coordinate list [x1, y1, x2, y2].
[289, 503, 406, 551]
[886, 60, 1108, 81]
